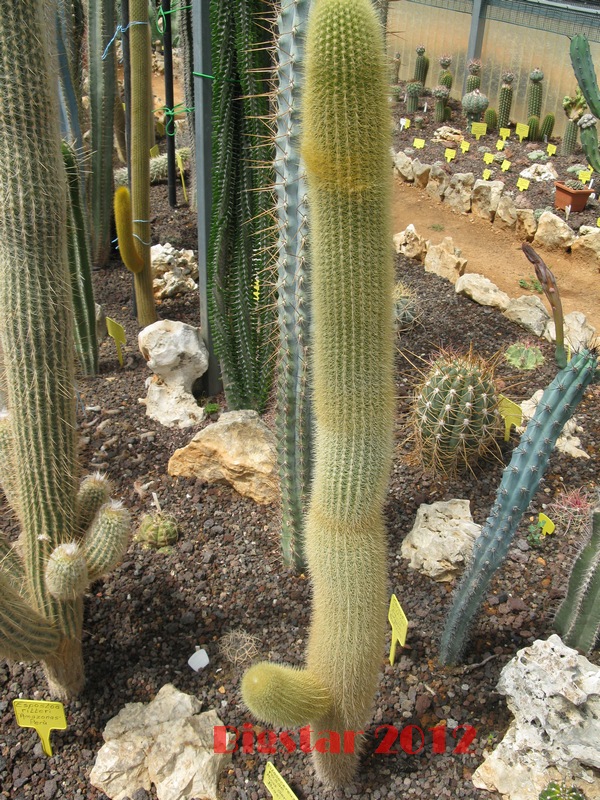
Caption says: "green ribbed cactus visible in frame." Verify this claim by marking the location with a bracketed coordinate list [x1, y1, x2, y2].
[562, 119, 579, 155]
[466, 59, 481, 93]
[62, 141, 99, 376]
[135, 512, 179, 549]
[498, 71, 514, 129]
[484, 107, 498, 131]
[570, 35, 600, 116]
[462, 89, 488, 124]
[414, 45, 429, 85]
[178, 2, 196, 208]
[406, 80, 422, 113]
[540, 112, 555, 141]
[411, 350, 500, 476]
[527, 68, 544, 118]
[528, 114, 540, 142]
[0, 2, 130, 698]
[577, 114, 600, 172]
[438, 54, 453, 91]
[554, 506, 600, 654]
[539, 781, 587, 800]
[242, 0, 394, 786]
[88, 0, 116, 268]
[432, 84, 450, 123]
[394, 282, 421, 333]
[561, 87, 587, 156]
[440, 348, 598, 664]
[114, 147, 191, 187]
[273, 0, 313, 571]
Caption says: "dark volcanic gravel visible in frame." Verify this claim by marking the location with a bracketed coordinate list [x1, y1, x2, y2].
[1, 179, 599, 800]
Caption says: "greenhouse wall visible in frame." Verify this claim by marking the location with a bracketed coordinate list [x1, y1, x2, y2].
[388, 0, 600, 137]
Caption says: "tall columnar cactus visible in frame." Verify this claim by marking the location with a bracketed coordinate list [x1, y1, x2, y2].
[432, 84, 450, 123]
[178, 1, 196, 208]
[438, 54, 453, 90]
[88, 0, 116, 269]
[462, 89, 489, 124]
[0, 1, 130, 698]
[498, 71, 514, 129]
[466, 59, 481, 93]
[554, 506, 600, 655]
[527, 68, 544, 118]
[440, 348, 598, 664]
[273, 0, 313, 571]
[577, 114, 600, 172]
[540, 112, 555, 141]
[528, 114, 540, 142]
[484, 107, 498, 131]
[414, 45, 429, 85]
[561, 87, 587, 156]
[241, 0, 394, 786]
[570, 35, 600, 116]
[406, 80, 423, 113]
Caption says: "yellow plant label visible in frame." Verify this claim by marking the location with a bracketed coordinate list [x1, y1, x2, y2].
[263, 762, 299, 800]
[460, 140, 470, 153]
[501, 159, 511, 172]
[597, 217, 600, 227]
[106, 317, 126, 367]
[483, 153, 494, 164]
[517, 177, 530, 192]
[176, 152, 188, 203]
[499, 127, 511, 140]
[538, 513, 555, 537]
[13, 700, 67, 757]
[404, 118, 411, 129]
[578, 169, 592, 183]
[388, 594, 408, 665]
[547, 143, 557, 156]
[445, 148, 456, 162]
[155, 120, 166, 138]
[482, 169, 492, 180]
[471, 122, 487, 140]
[516, 123, 529, 141]
[413, 137, 425, 149]
[149, 144, 160, 158]
[498, 394, 523, 441]
[496, 139, 505, 151]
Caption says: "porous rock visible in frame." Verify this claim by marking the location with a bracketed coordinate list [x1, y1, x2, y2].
[515, 209, 537, 241]
[502, 295, 550, 337]
[393, 224, 428, 262]
[423, 236, 467, 283]
[411, 158, 431, 188]
[472, 635, 600, 800]
[533, 211, 575, 250]
[401, 499, 480, 582]
[168, 409, 278, 504]
[572, 228, 600, 264]
[89, 684, 232, 800]
[455, 273, 510, 310]
[471, 179, 504, 221]
[494, 194, 518, 231]
[519, 162, 558, 182]
[442, 172, 474, 214]
[393, 150, 414, 181]
[425, 163, 449, 201]
[543, 310, 596, 353]
[151, 242, 199, 299]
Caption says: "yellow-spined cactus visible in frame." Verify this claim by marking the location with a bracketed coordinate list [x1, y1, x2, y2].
[241, 0, 394, 785]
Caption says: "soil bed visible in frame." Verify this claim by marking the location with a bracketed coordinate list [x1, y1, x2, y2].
[1, 177, 599, 800]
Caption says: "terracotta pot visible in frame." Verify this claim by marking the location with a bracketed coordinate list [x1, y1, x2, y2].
[554, 181, 594, 213]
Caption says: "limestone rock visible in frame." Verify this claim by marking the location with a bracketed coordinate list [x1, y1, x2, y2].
[519, 162, 558, 182]
[515, 209, 537, 241]
[471, 180, 504, 221]
[431, 126, 463, 144]
[151, 242, 199, 299]
[168, 409, 278, 504]
[543, 310, 596, 353]
[425, 163, 449, 202]
[472, 636, 600, 800]
[89, 684, 232, 800]
[393, 150, 414, 181]
[572, 228, 600, 264]
[455, 273, 510, 310]
[423, 236, 467, 283]
[503, 295, 550, 336]
[494, 194, 518, 231]
[411, 159, 431, 188]
[533, 211, 575, 250]
[393, 224, 428, 262]
[138, 320, 208, 428]
[95, 303, 108, 342]
[442, 172, 474, 214]
[401, 499, 480, 582]
[520, 390, 589, 459]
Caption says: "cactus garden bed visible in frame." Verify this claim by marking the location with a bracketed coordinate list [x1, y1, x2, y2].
[1, 181, 598, 799]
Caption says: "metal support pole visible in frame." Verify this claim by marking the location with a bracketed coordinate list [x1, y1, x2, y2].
[464, 0, 487, 93]
[161, 0, 177, 207]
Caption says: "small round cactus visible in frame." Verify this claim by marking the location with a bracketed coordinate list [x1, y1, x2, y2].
[432, 84, 450, 123]
[406, 81, 423, 112]
[439, 54, 452, 69]
[504, 341, 545, 370]
[468, 58, 482, 75]
[466, 59, 482, 92]
[136, 512, 179, 549]
[416, 45, 426, 56]
[564, 179, 586, 190]
[501, 71, 514, 84]
[530, 67, 544, 82]
[578, 113, 597, 130]
[462, 89, 489, 123]
[432, 84, 450, 100]
[393, 282, 421, 333]
[538, 781, 586, 800]
[45, 543, 89, 601]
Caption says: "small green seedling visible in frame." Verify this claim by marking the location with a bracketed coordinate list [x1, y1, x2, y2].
[539, 780, 587, 800]
[518, 275, 543, 293]
[204, 402, 219, 415]
[527, 517, 546, 548]
[429, 223, 445, 232]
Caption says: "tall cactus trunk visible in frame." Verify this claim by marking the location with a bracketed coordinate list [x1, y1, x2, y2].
[179, 2, 197, 209]
[242, 0, 394, 786]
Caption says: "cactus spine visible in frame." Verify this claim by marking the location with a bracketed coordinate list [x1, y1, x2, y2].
[540, 112, 555, 141]
[466, 59, 481, 93]
[414, 45, 429, 85]
[554, 506, 600, 654]
[440, 348, 598, 664]
[527, 68, 544, 118]
[498, 71, 514, 129]
[241, 0, 394, 785]
[273, 0, 313, 571]
[0, 1, 130, 698]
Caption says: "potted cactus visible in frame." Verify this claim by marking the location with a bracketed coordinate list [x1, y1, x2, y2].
[554, 179, 594, 212]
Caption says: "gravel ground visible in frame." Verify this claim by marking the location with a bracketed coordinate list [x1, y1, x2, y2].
[1, 180, 599, 800]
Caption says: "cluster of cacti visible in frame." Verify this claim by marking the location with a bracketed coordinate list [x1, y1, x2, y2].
[135, 512, 179, 549]
[272, 0, 313, 571]
[432, 84, 450, 123]
[564, 178, 587, 190]
[114, 147, 191, 187]
[484, 107, 498, 131]
[56, 0, 86, 156]
[393, 282, 421, 332]
[242, 0, 394, 786]
[207, 0, 276, 413]
[540, 112, 555, 141]
[561, 86, 587, 155]
[527, 68, 544, 117]
[498, 71, 514, 129]
[462, 88, 489, 124]
[411, 350, 501, 476]
[414, 44, 429, 84]
[539, 781, 588, 800]
[438, 54, 453, 90]
[440, 345, 598, 664]
[570, 33, 600, 166]
[466, 59, 481, 92]
[406, 80, 423, 112]
[0, 3, 130, 698]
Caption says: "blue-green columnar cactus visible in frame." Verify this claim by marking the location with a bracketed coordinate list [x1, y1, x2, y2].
[273, 0, 313, 571]
[0, 1, 130, 699]
[242, 0, 394, 786]
[462, 89, 489, 124]
[570, 36, 600, 169]
[440, 348, 598, 664]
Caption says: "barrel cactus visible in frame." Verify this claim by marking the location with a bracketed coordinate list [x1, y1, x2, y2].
[539, 780, 587, 800]
[406, 80, 423, 112]
[498, 71, 514, 129]
[432, 84, 450, 123]
[411, 349, 501, 476]
[466, 58, 481, 92]
[527, 67, 544, 118]
[462, 89, 489, 124]
[394, 282, 421, 333]
[135, 513, 179, 549]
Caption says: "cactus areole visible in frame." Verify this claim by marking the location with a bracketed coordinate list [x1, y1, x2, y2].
[241, 0, 394, 786]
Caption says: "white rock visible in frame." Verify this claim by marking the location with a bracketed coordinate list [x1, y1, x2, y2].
[151, 242, 199, 299]
[393, 150, 414, 181]
[168, 409, 278, 504]
[431, 126, 464, 144]
[401, 500, 481, 581]
[572, 228, 600, 264]
[494, 194, 518, 230]
[89, 684, 232, 800]
[502, 295, 550, 336]
[519, 389, 589, 459]
[515, 209, 537, 241]
[424, 236, 467, 283]
[138, 320, 208, 428]
[393, 224, 428, 262]
[411, 159, 431, 188]
[95, 303, 108, 342]
[472, 636, 600, 800]
[455, 273, 510, 310]
[471, 180, 505, 221]
[543, 311, 596, 353]
[519, 162, 559, 182]
[533, 211, 576, 250]
[442, 172, 474, 214]
[425, 163, 449, 201]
